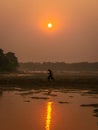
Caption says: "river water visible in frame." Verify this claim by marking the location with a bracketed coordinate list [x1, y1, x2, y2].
[0, 87, 98, 130]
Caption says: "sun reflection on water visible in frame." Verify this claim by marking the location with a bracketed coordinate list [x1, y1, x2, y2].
[45, 102, 53, 130]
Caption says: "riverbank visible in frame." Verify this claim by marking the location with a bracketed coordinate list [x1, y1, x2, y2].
[0, 72, 98, 89]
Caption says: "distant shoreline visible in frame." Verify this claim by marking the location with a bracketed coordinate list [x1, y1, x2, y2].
[19, 62, 98, 72]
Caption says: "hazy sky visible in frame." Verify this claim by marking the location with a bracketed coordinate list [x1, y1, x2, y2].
[0, 0, 98, 62]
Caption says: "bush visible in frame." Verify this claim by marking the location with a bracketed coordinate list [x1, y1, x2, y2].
[0, 49, 19, 72]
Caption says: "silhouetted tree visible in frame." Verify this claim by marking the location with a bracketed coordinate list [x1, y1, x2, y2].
[0, 49, 6, 71]
[0, 49, 19, 72]
[0, 49, 3, 55]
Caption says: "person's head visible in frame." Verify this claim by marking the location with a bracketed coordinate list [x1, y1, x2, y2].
[48, 69, 51, 72]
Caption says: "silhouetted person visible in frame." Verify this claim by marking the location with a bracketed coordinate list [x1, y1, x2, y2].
[48, 69, 54, 81]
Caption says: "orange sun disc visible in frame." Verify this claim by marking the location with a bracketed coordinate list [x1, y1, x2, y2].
[48, 23, 53, 28]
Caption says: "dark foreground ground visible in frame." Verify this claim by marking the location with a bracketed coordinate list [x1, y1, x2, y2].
[0, 72, 98, 89]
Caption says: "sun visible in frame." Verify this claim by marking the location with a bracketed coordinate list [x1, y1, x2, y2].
[48, 23, 53, 28]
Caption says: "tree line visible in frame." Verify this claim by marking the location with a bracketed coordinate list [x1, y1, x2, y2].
[0, 49, 19, 72]
[19, 62, 98, 71]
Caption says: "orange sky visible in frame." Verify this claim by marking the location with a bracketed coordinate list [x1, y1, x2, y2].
[0, 0, 98, 62]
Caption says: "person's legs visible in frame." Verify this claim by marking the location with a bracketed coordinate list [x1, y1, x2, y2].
[51, 76, 54, 81]
[48, 75, 51, 81]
